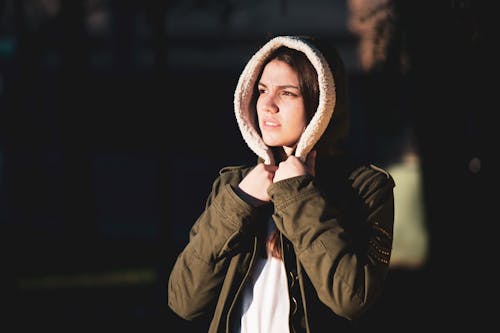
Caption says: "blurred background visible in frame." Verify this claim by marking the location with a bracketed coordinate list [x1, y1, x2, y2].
[0, 0, 492, 331]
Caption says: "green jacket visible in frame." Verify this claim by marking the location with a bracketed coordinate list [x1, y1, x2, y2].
[168, 36, 395, 332]
[168, 160, 394, 332]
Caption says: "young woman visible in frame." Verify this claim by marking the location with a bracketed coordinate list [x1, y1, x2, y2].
[168, 35, 395, 333]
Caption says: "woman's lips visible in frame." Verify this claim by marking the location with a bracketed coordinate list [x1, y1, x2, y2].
[262, 119, 280, 128]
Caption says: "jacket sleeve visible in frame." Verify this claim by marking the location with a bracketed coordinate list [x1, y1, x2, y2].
[268, 164, 395, 320]
[167, 174, 256, 321]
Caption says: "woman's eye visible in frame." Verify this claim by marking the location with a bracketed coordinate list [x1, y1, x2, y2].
[282, 91, 296, 97]
[258, 88, 267, 94]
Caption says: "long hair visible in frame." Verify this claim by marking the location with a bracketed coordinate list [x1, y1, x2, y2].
[254, 46, 319, 258]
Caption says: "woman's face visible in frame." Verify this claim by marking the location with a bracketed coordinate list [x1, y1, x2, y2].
[256, 59, 307, 156]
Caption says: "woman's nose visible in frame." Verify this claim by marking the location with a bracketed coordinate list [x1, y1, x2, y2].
[262, 95, 278, 113]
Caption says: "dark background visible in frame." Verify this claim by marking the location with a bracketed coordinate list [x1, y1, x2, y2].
[0, 0, 493, 331]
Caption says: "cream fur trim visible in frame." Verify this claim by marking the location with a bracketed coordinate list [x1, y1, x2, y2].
[234, 36, 336, 164]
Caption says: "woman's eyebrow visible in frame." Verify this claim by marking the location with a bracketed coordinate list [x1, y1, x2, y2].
[258, 82, 300, 90]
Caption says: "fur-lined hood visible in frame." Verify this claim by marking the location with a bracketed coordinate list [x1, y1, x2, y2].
[234, 35, 350, 165]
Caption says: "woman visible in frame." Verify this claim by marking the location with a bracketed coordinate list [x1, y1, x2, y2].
[168, 35, 395, 333]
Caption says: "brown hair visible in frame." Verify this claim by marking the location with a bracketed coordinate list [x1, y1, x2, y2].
[255, 46, 319, 258]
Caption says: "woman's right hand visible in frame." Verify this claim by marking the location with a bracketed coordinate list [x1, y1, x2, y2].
[237, 163, 278, 206]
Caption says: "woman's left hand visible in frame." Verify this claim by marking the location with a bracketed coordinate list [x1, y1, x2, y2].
[273, 150, 316, 182]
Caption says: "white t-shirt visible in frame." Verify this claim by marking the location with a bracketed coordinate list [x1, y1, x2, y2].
[239, 223, 290, 333]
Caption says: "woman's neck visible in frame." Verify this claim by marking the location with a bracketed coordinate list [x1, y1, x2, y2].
[271, 147, 289, 163]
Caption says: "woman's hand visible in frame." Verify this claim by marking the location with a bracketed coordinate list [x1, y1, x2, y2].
[237, 163, 278, 206]
[237, 151, 316, 205]
[273, 150, 317, 183]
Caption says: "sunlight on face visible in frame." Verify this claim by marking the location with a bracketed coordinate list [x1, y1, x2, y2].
[256, 59, 307, 155]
